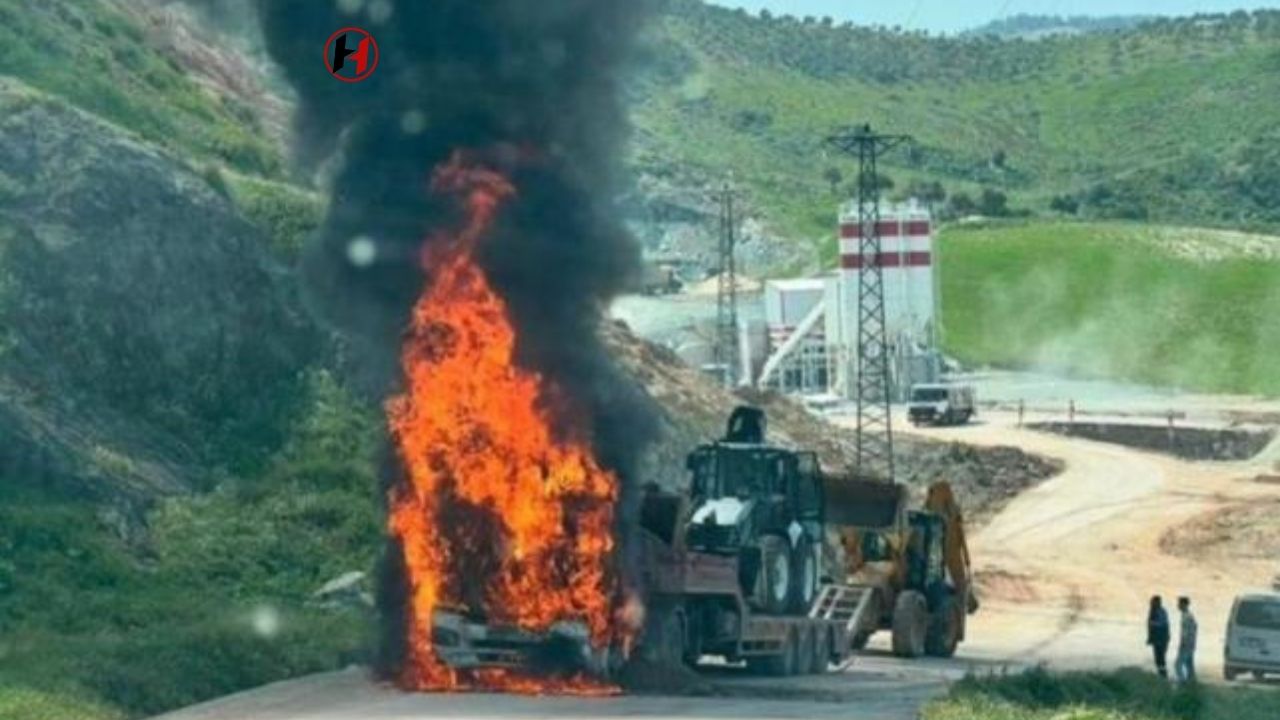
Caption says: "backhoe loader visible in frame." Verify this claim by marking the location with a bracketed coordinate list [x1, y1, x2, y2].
[822, 478, 978, 658]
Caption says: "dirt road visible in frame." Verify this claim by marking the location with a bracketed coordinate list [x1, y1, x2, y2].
[899, 410, 1280, 676]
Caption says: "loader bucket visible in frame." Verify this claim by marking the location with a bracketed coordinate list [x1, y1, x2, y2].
[823, 477, 907, 530]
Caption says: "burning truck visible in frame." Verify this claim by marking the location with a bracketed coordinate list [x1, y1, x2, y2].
[258, 0, 660, 694]
[383, 157, 637, 692]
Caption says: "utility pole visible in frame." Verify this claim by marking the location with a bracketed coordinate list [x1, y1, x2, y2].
[715, 183, 739, 388]
[826, 124, 911, 481]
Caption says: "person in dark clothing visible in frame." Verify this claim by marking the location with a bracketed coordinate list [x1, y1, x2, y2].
[1147, 595, 1171, 678]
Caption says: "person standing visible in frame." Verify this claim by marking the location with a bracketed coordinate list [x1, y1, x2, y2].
[1175, 596, 1198, 683]
[1147, 595, 1171, 678]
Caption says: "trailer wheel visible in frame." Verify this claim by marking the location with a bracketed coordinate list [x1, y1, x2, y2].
[925, 595, 961, 658]
[851, 631, 872, 650]
[682, 606, 704, 667]
[795, 625, 816, 675]
[755, 535, 791, 615]
[789, 535, 819, 613]
[891, 591, 928, 658]
[814, 625, 833, 673]
[748, 626, 798, 676]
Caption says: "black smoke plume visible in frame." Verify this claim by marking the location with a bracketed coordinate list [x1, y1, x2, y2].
[256, 0, 659, 676]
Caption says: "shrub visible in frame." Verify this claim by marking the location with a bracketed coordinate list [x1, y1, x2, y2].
[227, 176, 325, 261]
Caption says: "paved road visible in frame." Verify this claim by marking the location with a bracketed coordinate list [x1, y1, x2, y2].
[153, 656, 960, 720]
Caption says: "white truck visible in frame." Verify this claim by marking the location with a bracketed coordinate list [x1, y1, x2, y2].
[907, 384, 975, 427]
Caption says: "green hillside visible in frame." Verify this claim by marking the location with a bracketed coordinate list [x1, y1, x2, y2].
[0, 0, 281, 176]
[637, 3, 1280, 261]
[0, 3, 365, 719]
[937, 221, 1280, 394]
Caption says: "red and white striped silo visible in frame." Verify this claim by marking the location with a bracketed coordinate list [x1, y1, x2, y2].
[831, 200, 938, 357]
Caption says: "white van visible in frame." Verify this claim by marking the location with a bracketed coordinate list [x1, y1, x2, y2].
[1224, 592, 1280, 681]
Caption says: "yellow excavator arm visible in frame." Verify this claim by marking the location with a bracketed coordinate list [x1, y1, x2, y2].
[924, 481, 977, 613]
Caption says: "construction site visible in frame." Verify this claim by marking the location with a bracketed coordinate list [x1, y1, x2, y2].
[149, 120, 1280, 720]
[4, 2, 1280, 720]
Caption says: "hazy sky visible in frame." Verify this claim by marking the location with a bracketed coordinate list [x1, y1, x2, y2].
[706, 0, 1280, 33]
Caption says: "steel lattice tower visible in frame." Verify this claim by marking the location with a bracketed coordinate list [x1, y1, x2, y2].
[826, 125, 911, 481]
[715, 183, 739, 388]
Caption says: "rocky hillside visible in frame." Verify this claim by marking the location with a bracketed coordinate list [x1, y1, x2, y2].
[0, 77, 316, 520]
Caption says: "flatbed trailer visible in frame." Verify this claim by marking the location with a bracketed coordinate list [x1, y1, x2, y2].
[639, 501, 875, 676]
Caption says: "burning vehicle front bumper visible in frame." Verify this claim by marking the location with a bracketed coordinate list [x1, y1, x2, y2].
[431, 610, 612, 677]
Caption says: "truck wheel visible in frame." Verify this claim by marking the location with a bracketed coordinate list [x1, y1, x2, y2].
[659, 606, 688, 666]
[789, 536, 819, 613]
[1225, 666, 1238, 681]
[925, 595, 961, 658]
[755, 535, 791, 615]
[891, 591, 928, 658]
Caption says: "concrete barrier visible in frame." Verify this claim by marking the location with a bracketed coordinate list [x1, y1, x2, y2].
[1027, 422, 1274, 462]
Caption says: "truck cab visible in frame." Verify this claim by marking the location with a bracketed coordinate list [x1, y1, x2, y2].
[908, 383, 975, 427]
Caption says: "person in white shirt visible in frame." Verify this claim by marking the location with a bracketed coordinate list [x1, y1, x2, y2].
[1175, 596, 1198, 683]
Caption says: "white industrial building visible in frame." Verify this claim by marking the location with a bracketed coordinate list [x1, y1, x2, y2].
[752, 200, 942, 400]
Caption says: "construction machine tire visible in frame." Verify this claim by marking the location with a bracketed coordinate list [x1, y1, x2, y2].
[789, 535, 820, 614]
[891, 591, 929, 658]
[925, 595, 961, 658]
[748, 626, 798, 676]
[754, 535, 792, 615]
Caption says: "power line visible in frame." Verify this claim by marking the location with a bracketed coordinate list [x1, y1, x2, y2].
[825, 124, 912, 482]
[715, 182, 740, 389]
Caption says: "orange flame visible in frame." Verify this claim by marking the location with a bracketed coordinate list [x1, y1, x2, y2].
[387, 153, 623, 693]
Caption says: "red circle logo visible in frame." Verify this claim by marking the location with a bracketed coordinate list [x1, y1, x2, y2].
[324, 27, 379, 83]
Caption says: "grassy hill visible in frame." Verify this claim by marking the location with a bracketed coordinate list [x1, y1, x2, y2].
[636, 2, 1280, 263]
[937, 221, 1280, 395]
